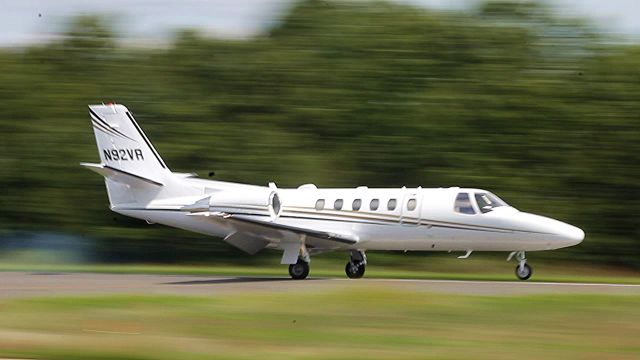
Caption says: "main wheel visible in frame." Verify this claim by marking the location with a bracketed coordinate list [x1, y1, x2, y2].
[515, 263, 532, 281]
[289, 260, 310, 280]
[345, 261, 366, 279]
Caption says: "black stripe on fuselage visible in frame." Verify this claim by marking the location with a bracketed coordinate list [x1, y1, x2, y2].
[279, 214, 511, 233]
[125, 112, 167, 169]
[284, 208, 508, 232]
[116, 208, 535, 234]
[283, 207, 550, 235]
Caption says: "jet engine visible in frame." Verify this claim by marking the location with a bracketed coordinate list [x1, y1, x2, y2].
[208, 186, 282, 220]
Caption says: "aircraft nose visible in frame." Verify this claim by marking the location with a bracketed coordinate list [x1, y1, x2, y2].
[514, 212, 584, 249]
[555, 223, 585, 247]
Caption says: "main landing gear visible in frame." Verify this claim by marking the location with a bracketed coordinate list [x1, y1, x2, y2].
[287, 249, 367, 280]
[287, 241, 311, 280]
[509, 251, 533, 281]
[345, 250, 367, 279]
[289, 258, 310, 280]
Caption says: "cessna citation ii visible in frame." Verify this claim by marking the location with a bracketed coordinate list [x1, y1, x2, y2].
[82, 104, 584, 280]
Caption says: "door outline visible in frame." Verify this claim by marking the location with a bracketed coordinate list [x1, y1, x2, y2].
[401, 187, 422, 225]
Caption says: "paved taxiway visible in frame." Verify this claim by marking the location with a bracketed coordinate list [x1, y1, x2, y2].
[1, 272, 639, 299]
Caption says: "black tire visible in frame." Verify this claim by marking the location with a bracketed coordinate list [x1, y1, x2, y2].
[515, 263, 532, 281]
[289, 260, 310, 280]
[345, 262, 366, 279]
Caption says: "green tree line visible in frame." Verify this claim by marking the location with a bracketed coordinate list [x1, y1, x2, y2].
[0, 1, 638, 265]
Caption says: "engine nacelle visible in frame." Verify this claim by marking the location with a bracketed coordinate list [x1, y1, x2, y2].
[209, 187, 281, 220]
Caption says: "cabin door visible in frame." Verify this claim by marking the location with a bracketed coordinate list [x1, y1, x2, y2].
[400, 188, 422, 225]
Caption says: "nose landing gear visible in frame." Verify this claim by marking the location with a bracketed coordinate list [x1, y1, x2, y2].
[509, 251, 533, 280]
[345, 250, 367, 279]
[516, 262, 532, 280]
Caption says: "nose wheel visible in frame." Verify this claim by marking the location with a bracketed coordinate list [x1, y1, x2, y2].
[515, 263, 532, 280]
[345, 250, 367, 279]
[509, 251, 533, 281]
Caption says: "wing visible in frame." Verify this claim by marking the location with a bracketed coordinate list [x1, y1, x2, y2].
[188, 211, 358, 254]
[230, 214, 357, 245]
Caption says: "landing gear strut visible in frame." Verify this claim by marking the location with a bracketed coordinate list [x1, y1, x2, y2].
[345, 250, 367, 279]
[285, 238, 310, 280]
[289, 258, 310, 280]
[510, 251, 532, 281]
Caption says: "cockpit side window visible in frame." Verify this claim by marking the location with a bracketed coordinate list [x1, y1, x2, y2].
[454, 192, 476, 215]
[475, 192, 507, 213]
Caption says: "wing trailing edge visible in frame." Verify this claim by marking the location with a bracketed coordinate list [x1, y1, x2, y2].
[190, 212, 358, 245]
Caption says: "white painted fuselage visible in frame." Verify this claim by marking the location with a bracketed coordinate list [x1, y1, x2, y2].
[115, 178, 584, 253]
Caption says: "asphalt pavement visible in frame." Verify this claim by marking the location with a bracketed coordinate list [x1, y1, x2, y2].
[1, 272, 639, 299]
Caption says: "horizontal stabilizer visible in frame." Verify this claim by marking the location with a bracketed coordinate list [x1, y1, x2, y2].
[80, 162, 164, 187]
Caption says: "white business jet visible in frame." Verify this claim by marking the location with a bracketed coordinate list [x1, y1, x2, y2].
[82, 104, 584, 280]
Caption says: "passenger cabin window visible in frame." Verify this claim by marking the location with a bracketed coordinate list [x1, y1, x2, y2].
[475, 192, 507, 213]
[352, 199, 362, 211]
[407, 198, 417, 211]
[334, 199, 344, 210]
[387, 199, 397, 211]
[454, 193, 475, 215]
[370, 199, 379, 211]
[315, 199, 325, 211]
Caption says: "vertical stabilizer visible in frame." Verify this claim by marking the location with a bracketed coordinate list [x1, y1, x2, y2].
[89, 104, 169, 185]
[85, 103, 201, 207]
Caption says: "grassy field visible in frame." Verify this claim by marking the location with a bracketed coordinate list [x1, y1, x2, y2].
[0, 289, 638, 360]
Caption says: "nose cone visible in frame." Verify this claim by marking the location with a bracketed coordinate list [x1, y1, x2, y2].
[515, 213, 585, 249]
[554, 222, 585, 247]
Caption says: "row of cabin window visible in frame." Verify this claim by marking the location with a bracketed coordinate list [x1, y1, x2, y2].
[315, 198, 417, 212]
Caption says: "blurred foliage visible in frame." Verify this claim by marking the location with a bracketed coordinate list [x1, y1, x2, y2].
[0, 1, 638, 265]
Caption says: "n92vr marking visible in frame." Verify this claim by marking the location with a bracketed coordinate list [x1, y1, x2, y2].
[103, 148, 144, 161]
[82, 104, 585, 281]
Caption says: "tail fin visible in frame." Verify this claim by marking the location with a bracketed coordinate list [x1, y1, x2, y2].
[88, 104, 169, 184]
[83, 104, 186, 207]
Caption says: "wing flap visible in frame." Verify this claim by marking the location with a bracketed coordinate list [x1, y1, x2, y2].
[189, 212, 358, 249]
[223, 231, 269, 255]
[229, 214, 358, 245]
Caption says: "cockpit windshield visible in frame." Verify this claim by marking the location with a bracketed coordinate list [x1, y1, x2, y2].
[474, 192, 508, 213]
[454, 193, 476, 214]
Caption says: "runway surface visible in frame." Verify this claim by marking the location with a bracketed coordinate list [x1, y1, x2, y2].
[1, 272, 640, 299]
